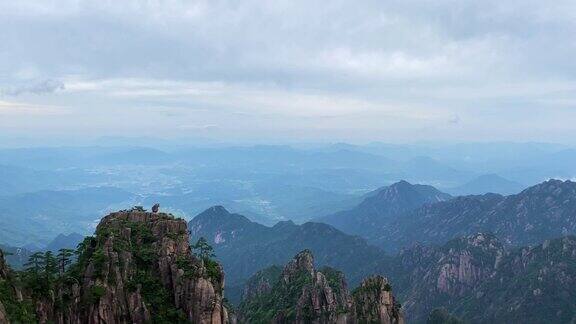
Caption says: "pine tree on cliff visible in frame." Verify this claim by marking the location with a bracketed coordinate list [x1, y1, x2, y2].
[56, 248, 74, 275]
[193, 237, 216, 259]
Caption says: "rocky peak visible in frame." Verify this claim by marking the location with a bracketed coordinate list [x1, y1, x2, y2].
[32, 209, 232, 324]
[240, 250, 404, 324]
[352, 276, 404, 324]
[281, 249, 315, 284]
[520, 178, 574, 195]
[198, 205, 231, 218]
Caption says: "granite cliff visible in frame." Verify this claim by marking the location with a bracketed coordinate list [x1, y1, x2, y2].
[0, 209, 232, 324]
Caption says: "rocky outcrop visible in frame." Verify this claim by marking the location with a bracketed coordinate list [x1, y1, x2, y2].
[34, 210, 231, 324]
[239, 250, 403, 324]
[384, 233, 504, 322]
[352, 276, 403, 324]
[0, 250, 8, 279]
[0, 250, 8, 324]
[242, 265, 282, 301]
[378, 233, 576, 323]
[0, 301, 7, 324]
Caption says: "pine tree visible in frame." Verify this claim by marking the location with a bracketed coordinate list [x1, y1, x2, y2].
[24, 252, 45, 274]
[192, 237, 215, 260]
[57, 248, 75, 275]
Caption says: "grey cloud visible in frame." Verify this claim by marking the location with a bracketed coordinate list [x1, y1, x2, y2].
[2, 79, 65, 96]
[0, 1, 575, 142]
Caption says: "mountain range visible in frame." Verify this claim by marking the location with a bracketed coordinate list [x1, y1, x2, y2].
[320, 179, 576, 252]
[379, 179, 576, 251]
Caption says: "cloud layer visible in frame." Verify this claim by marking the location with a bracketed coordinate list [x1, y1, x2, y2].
[1, 0, 576, 143]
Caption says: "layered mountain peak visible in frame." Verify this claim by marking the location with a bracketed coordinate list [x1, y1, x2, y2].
[196, 205, 233, 219]
[372, 180, 449, 207]
[521, 178, 576, 196]
[320, 181, 451, 242]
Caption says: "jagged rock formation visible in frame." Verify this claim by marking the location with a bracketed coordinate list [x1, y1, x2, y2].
[189, 206, 384, 304]
[352, 276, 403, 324]
[29, 210, 231, 324]
[241, 265, 282, 301]
[0, 301, 7, 324]
[457, 235, 576, 323]
[382, 233, 503, 322]
[239, 250, 403, 324]
[379, 233, 576, 323]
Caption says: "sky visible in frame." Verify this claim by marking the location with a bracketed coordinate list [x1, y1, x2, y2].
[1, 0, 576, 144]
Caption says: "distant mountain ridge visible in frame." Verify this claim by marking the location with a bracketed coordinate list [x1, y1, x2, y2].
[319, 180, 451, 245]
[379, 179, 576, 251]
[447, 173, 525, 195]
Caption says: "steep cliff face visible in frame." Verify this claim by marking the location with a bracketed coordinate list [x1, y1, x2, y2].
[0, 250, 8, 324]
[456, 235, 576, 323]
[0, 301, 7, 324]
[241, 265, 282, 301]
[239, 250, 403, 324]
[34, 210, 230, 324]
[0, 249, 36, 324]
[383, 233, 504, 323]
[378, 233, 576, 323]
[352, 276, 403, 324]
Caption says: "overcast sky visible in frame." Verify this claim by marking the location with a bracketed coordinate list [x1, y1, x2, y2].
[1, 0, 576, 144]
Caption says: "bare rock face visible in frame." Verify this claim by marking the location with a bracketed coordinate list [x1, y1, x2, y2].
[35, 210, 230, 324]
[0, 301, 7, 324]
[240, 250, 403, 324]
[0, 250, 11, 324]
[0, 250, 8, 280]
[242, 265, 282, 301]
[390, 233, 505, 322]
[281, 249, 315, 284]
[351, 276, 404, 324]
